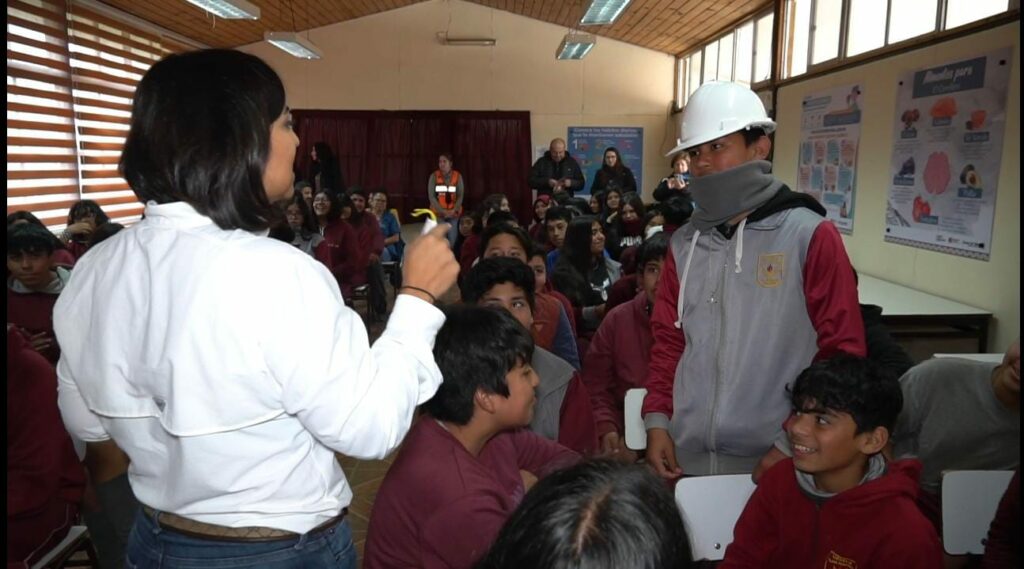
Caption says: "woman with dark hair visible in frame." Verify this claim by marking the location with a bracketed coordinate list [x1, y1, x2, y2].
[653, 152, 692, 202]
[528, 195, 551, 245]
[52, 49, 457, 569]
[477, 460, 693, 569]
[312, 189, 359, 297]
[427, 152, 465, 245]
[590, 147, 638, 196]
[309, 141, 345, 196]
[284, 193, 325, 258]
[588, 192, 603, 216]
[61, 200, 110, 259]
[551, 216, 621, 334]
[604, 193, 647, 261]
[7, 211, 76, 266]
[600, 187, 624, 226]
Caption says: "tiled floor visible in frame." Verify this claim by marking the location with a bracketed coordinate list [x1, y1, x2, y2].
[336, 453, 396, 564]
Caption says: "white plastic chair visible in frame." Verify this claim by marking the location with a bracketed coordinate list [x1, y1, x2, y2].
[941, 470, 1015, 555]
[623, 388, 647, 450]
[675, 475, 757, 561]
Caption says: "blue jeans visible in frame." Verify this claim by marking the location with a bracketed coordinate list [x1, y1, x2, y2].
[124, 510, 356, 569]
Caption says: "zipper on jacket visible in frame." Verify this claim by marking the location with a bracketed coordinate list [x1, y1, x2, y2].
[706, 236, 730, 474]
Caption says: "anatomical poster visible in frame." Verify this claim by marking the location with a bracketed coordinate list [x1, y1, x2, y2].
[884, 48, 1011, 260]
[797, 84, 863, 234]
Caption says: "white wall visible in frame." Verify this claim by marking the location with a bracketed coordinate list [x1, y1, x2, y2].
[239, 0, 676, 198]
[774, 23, 1020, 352]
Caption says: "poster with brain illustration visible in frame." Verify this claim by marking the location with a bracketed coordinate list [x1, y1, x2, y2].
[884, 48, 1011, 260]
[797, 84, 863, 234]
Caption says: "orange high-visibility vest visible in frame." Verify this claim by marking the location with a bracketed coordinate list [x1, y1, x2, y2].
[433, 170, 461, 212]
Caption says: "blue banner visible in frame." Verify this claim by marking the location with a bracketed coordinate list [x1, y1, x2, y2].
[912, 56, 987, 98]
[567, 127, 644, 196]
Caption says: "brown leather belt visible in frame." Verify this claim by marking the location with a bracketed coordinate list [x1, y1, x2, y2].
[141, 505, 347, 542]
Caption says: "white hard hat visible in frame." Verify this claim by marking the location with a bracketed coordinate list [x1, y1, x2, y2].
[667, 81, 776, 156]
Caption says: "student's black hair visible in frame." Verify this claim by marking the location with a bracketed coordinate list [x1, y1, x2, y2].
[601, 188, 623, 216]
[551, 189, 572, 205]
[476, 460, 694, 569]
[563, 197, 592, 218]
[485, 210, 518, 228]
[551, 216, 602, 307]
[479, 193, 508, 215]
[619, 193, 646, 219]
[789, 354, 903, 434]
[423, 305, 535, 426]
[643, 208, 665, 228]
[7, 223, 57, 256]
[661, 193, 694, 227]
[462, 257, 537, 312]
[120, 49, 286, 232]
[7, 211, 67, 251]
[544, 206, 574, 226]
[66, 200, 110, 226]
[313, 190, 343, 223]
[741, 127, 768, 147]
[89, 222, 124, 247]
[480, 223, 532, 255]
[637, 232, 669, 268]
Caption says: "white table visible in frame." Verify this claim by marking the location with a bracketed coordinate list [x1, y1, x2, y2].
[857, 274, 992, 352]
[934, 353, 1004, 363]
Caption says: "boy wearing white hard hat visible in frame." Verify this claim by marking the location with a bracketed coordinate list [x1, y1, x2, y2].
[642, 81, 866, 478]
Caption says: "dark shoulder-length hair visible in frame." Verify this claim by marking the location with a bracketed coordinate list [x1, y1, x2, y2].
[602, 146, 625, 172]
[313, 189, 343, 223]
[551, 215, 601, 306]
[120, 49, 286, 232]
[67, 200, 110, 226]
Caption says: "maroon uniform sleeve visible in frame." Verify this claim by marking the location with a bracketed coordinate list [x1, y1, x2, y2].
[642, 248, 683, 418]
[981, 469, 1021, 569]
[803, 222, 866, 360]
[511, 428, 580, 478]
[419, 494, 508, 569]
[557, 374, 598, 455]
[369, 218, 385, 255]
[580, 315, 621, 436]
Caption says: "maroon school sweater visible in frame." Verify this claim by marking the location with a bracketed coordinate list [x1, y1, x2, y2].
[6, 268, 70, 364]
[364, 418, 579, 569]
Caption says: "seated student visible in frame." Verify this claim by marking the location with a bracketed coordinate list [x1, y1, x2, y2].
[544, 205, 573, 259]
[721, 356, 943, 569]
[581, 234, 668, 460]
[369, 189, 404, 263]
[7, 326, 87, 568]
[604, 193, 646, 261]
[61, 199, 110, 260]
[459, 201, 514, 280]
[7, 223, 72, 364]
[454, 212, 479, 263]
[7, 211, 76, 267]
[348, 188, 388, 316]
[550, 216, 621, 335]
[311, 189, 359, 296]
[463, 258, 597, 454]
[890, 339, 1020, 531]
[528, 195, 551, 245]
[480, 224, 579, 369]
[527, 245, 578, 341]
[284, 192, 326, 259]
[477, 460, 694, 569]
[364, 306, 580, 569]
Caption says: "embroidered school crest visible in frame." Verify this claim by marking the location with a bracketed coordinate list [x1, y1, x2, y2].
[823, 550, 858, 569]
[756, 253, 785, 288]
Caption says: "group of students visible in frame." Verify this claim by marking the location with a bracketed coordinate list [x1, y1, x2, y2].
[6, 47, 1019, 569]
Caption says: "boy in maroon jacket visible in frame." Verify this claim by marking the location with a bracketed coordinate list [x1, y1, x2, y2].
[462, 257, 597, 455]
[364, 306, 579, 569]
[721, 356, 942, 569]
[7, 223, 72, 364]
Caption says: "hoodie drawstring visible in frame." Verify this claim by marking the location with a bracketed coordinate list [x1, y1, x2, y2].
[734, 218, 746, 274]
[674, 218, 747, 329]
[674, 229, 701, 329]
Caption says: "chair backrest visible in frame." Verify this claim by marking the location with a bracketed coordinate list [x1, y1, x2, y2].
[941, 469, 1015, 555]
[624, 388, 647, 450]
[675, 475, 757, 561]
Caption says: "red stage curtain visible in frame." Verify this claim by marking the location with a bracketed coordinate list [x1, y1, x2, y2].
[291, 111, 532, 221]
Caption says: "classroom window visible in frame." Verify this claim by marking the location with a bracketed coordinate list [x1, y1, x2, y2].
[687, 52, 702, 97]
[753, 13, 774, 84]
[735, 22, 754, 85]
[811, 0, 842, 64]
[717, 33, 735, 81]
[846, 0, 887, 56]
[703, 41, 719, 81]
[945, 0, 1010, 29]
[888, 0, 939, 44]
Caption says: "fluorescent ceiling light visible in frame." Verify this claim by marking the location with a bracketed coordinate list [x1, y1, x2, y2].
[437, 33, 496, 46]
[556, 33, 596, 60]
[264, 32, 323, 60]
[184, 0, 260, 20]
[580, 0, 632, 26]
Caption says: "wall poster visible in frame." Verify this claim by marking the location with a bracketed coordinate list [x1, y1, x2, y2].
[884, 49, 1012, 260]
[567, 127, 644, 197]
[797, 83, 863, 234]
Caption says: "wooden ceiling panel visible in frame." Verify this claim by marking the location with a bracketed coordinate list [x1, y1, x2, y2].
[97, 0, 770, 56]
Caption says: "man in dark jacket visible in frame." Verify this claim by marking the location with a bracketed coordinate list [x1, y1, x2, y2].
[530, 138, 586, 197]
